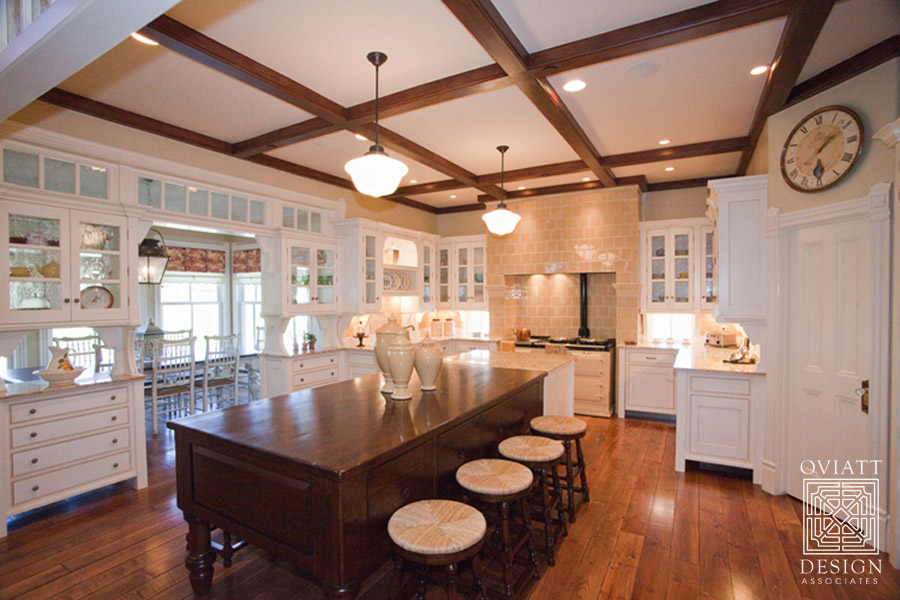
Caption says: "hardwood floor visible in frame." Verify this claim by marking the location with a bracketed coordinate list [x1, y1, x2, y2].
[2, 415, 899, 599]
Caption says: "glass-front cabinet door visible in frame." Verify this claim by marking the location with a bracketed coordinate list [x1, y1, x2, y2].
[362, 232, 380, 310]
[287, 242, 336, 313]
[2, 202, 70, 323]
[421, 241, 433, 306]
[672, 229, 692, 306]
[437, 245, 451, 308]
[288, 244, 312, 307]
[645, 227, 693, 311]
[471, 243, 486, 308]
[314, 246, 335, 308]
[700, 225, 717, 309]
[71, 213, 128, 321]
[648, 232, 667, 308]
[456, 245, 470, 305]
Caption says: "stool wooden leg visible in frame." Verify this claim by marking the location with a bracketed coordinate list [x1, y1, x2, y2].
[520, 496, 539, 580]
[415, 565, 427, 600]
[539, 468, 555, 566]
[499, 501, 514, 598]
[471, 553, 486, 600]
[446, 563, 458, 600]
[388, 554, 405, 600]
[563, 440, 577, 523]
[576, 438, 590, 502]
[550, 463, 568, 538]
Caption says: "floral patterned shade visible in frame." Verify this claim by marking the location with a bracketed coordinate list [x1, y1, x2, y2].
[233, 249, 261, 273]
[166, 247, 226, 273]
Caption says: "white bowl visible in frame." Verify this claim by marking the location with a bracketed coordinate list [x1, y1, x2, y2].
[35, 367, 85, 385]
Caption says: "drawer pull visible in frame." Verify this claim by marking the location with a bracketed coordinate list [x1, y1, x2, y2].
[31, 458, 38, 464]
[330, 372, 335, 377]
[113, 462, 119, 468]
[400, 487, 410, 499]
[645, 356, 657, 361]
[110, 395, 117, 400]
[330, 358, 335, 363]
[299, 363, 304, 368]
[111, 416, 117, 422]
[29, 408, 36, 415]
[112, 438, 119, 444]
[32, 485, 39, 492]
[30, 432, 37, 438]
[300, 378, 304, 383]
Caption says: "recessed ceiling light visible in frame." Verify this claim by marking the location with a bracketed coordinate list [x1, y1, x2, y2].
[625, 62, 658, 79]
[517, 186, 525, 190]
[130, 32, 158, 46]
[450, 194, 457, 199]
[750, 65, 769, 75]
[582, 177, 591, 182]
[409, 179, 417, 184]
[563, 79, 586, 92]
[658, 139, 671, 145]
[354, 133, 368, 141]
[665, 167, 675, 172]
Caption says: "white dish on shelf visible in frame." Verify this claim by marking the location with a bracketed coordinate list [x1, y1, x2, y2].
[35, 367, 85, 385]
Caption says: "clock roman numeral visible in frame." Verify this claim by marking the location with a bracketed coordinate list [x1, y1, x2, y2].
[801, 176, 808, 187]
[833, 169, 841, 176]
[799, 126, 808, 134]
[790, 168, 799, 179]
[814, 115, 823, 125]
[786, 157, 795, 164]
[841, 120, 851, 129]
[846, 135, 858, 144]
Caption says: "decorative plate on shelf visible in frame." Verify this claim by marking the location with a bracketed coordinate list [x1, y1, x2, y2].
[80, 285, 114, 309]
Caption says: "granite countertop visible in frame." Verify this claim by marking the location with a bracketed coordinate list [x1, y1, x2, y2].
[446, 349, 574, 372]
[340, 336, 499, 351]
[673, 345, 764, 375]
[0, 372, 146, 400]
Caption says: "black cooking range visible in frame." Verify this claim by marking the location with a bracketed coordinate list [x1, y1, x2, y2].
[514, 336, 615, 352]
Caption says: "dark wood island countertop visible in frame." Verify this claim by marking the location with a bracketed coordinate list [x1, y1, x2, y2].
[169, 361, 546, 598]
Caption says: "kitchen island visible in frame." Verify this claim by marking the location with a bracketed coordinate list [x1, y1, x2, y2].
[168, 361, 544, 598]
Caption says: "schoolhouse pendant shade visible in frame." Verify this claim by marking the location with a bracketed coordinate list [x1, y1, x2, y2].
[345, 144, 408, 197]
[482, 203, 521, 236]
[482, 144, 520, 236]
[345, 51, 408, 197]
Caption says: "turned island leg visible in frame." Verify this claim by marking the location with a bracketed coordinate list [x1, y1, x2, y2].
[185, 517, 217, 595]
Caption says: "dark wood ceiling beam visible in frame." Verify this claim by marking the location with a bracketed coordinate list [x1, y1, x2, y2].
[232, 118, 342, 158]
[39, 88, 233, 154]
[737, 0, 836, 175]
[242, 154, 354, 190]
[442, 0, 616, 187]
[140, 15, 348, 123]
[603, 137, 749, 167]
[529, 0, 793, 74]
[616, 175, 649, 193]
[785, 35, 900, 109]
[436, 203, 486, 215]
[646, 177, 718, 192]
[477, 179, 607, 201]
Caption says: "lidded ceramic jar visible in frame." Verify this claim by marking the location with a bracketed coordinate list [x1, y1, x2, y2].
[374, 314, 407, 394]
[414, 332, 442, 391]
[388, 336, 415, 400]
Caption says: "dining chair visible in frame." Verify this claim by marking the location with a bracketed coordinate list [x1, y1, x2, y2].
[52, 334, 101, 372]
[199, 334, 240, 412]
[163, 329, 193, 341]
[93, 343, 115, 372]
[145, 337, 196, 435]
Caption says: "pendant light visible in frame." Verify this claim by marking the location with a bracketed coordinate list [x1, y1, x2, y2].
[345, 52, 408, 197]
[482, 145, 521, 236]
[137, 227, 169, 284]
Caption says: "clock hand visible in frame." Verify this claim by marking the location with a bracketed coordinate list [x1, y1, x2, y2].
[804, 132, 840, 166]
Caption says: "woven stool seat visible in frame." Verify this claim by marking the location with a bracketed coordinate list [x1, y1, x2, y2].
[388, 500, 487, 556]
[530, 415, 586, 437]
[499, 435, 564, 463]
[457, 459, 534, 496]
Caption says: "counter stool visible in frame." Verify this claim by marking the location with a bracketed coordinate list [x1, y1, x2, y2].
[530, 415, 589, 524]
[388, 499, 488, 600]
[457, 459, 539, 599]
[498, 435, 567, 566]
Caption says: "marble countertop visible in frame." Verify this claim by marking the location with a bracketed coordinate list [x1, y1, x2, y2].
[446, 349, 574, 372]
[673, 345, 764, 375]
[0, 372, 146, 400]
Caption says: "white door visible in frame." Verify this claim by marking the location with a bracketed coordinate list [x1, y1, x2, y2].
[787, 218, 873, 498]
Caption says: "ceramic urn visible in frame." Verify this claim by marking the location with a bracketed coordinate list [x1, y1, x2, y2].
[414, 332, 442, 391]
[388, 336, 415, 400]
[374, 314, 407, 394]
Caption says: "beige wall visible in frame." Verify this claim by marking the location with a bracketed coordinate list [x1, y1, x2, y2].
[640, 187, 707, 221]
[436, 208, 486, 237]
[6, 103, 437, 233]
[767, 58, 900, 213]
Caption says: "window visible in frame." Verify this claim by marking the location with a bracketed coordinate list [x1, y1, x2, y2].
[235, 275, 263, 354]
[646, 313, 695, 344]
[159, 276, 224, 358]
[284, 316, 311, 353]
[458, 310, 490, 338]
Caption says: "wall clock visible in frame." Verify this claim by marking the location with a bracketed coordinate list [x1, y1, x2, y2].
[780, 105, 863, 193]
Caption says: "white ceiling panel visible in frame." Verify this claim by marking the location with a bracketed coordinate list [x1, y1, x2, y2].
[60, 40, 310, 142]
[799, 0, 900, 82]
[493, 0, 712, 53]
[507, 171, 594, 192]
[168, 0, 493, 107]
[382, 86, 580, 174]
[548, 19, 785, 156]
[267, 131, 448, 184]
[411, 188, 481, 208]
[612, 152, 742, 183]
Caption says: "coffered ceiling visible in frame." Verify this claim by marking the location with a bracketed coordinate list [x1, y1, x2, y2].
[34, 0, 900, 213]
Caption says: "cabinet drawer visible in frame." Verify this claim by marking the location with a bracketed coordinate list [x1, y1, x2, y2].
[688, 395, 749, 461]
[11, 407, 129, 448]
[10, 386, 127, 423]
[690, 375, 751, 397]
[438, 343, 453, 355]
[627, 350, 676, 366]
[347, 352, 376, 368]
[13, 450, 131, 506]
[574, 376, 607, 401]
[12, 428, 129, 476]
[292, 367, 338, 390]
[293, 353, 338, 372]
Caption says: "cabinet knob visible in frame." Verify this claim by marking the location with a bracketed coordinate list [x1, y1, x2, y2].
[299, 364, 304, 368]
[64, 298, 70, 304]
[32, 485, 39, 492]
[73, 298, 80, 304]
[29, 408, 36, 415]
[111, 416, 117, 422]
[31, 458, 38, 464]
[113, 462, 119, 469]
[30, 432, 37, 438]
[110, 395, 116, 400]
[112, 438, 118, 444]
[300, 378, 304, 382]
[330, 372, 335, 376]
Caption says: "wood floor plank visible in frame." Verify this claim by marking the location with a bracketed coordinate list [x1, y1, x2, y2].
[630, 521, 673, 600]
[698, 509, 733, 600]
[597, 530, 644, 600]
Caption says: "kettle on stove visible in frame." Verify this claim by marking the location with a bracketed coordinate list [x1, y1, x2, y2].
[515, 326, 531, 341]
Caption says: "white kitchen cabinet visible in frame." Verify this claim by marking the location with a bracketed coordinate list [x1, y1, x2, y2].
[436, 244, 452, 308]
[571, 350, 615, 417]
[707, 175, 766, 322]
[286, 241, 337, 315]
[644, 226, 694, 311]
[452, 339, 496, 353]
[1, 200, 132, 328]
[675, 369, 763, 484]
[342, 349, 378, 380]
[435, 235, 487, 310]
[1, 378, 147, 537]
[421, 240, 435, 308]
[260, 351, 340, 397]
[617, 347, 677, 416]
[699, 225, 717, 310]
